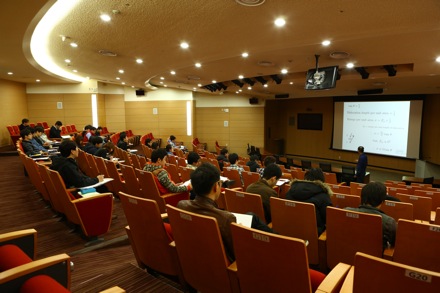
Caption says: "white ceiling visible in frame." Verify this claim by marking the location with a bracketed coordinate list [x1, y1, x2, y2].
[2, 0, 440, 99]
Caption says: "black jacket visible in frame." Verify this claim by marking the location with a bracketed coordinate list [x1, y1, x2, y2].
[83, 143, 99, 155]
[286, 180, 333, 235]
[22, 140, 40, 156]
[50, 156, 98, 188]
[49, 126, 61, 138]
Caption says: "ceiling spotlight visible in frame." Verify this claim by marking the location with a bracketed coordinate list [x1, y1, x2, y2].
[116, 77, 120, 80]
[72, 69, 78, 73]
[436, 56, 440, 63]
[243, 78, 255, 86]
[160, 76, 165, 80]
[212, 80, 217, 83]
[100, 14, 111, 22]
[197, 83, 202, 87]
[383, 65, 397, 77]
[195, 63, 202, 68]
[242, 52, 249, 58]
[239, 89, 242, 92]
[247, 86, 252, 90]
[322, 40, 331, 46]
[289, 82, 293, 85]
[281, 68, 288, 74]
[36, 79, 40, 82]
[121, 82, 125, 85]
[232, 79, 244, 88]
[7, 72, 13, 75]
[238, 75, 244, 79]
[170, 70, 176, 75]
[136, 58, 143, 64]
[274, 18, 286, 27]
[64, 59, 71, 63]
[346, 62, 354, 68]
[271, 74, 282, 84]
[70, 42, 78, 48]
[355, 67, 369, 79]
[180, 42, 189, 49]
[119, 69, 124, 74]
[263, 84, 268, 88]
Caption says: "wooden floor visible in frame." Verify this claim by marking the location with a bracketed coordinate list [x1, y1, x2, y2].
[0, 154, 183, 293]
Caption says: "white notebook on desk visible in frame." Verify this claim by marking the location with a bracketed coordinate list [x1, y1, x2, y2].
[232, 213, 253, 228]
[79, 178, 114, 190]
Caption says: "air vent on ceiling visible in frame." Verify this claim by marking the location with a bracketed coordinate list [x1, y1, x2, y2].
[187, 75, 201, 80]
[257, 60, 275, 67]
[329, 51, 350, 59]
[235, 0, 265, 6]
[99, 50, 117, 57]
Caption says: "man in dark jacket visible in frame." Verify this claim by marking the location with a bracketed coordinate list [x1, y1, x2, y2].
[83, 136, 103, 155]
[51, 140, 106, 191]
[286, 168, 333, 235]
[49, 121, 63, 139]
[20, 128, 42, 156]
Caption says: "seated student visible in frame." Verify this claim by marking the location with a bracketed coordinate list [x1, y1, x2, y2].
[29, 128, 48, 152]
[33, 126, 51, 148]
[117, 132, 129, 150]
[167, 135, 177, 148]
[49, 121, 63, 139]
[216, 148, 229, 171]
[73, 133, 84, 149]
[83, 136, 103, 155]
[227, 153, 245, 185]
[286, 168, 333, 235]
[246, 164, 282, 223]
[165, 144, 174, 155]
[19, 118, 30, 131]
[145, 138, 152, 148]
[345, 182, 397, 249]
[95, 141, 115, 160]
[143, 148, 191, 194]
[186, 151, 201, 170]
[50, 140, 107, 192]
[258, 155, 276, 177]
[20, 128, 43, 156]
[246, 154, 260, 172]
[151, 141, 159, 150]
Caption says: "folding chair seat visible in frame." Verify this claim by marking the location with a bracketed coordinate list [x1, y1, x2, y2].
[129, 153, 141, 169]
[292, 169, 305, 180]
[85, 153, 100, 177]
[242, 171, 260, 191]
[66, 125, 73, 133]
[325, 207, 383, 269]
[46, 168, 114, 239]
[165, 163, 182, 183]
[138, 156, 147, 167]
[329, 184, 351, 195]
[223, 168, 242, 189]
[392, 219, 440, 272]
[119, 164, 142, 198]
[224, 188, 266, 223]
[166, 205, 239, 293]
[119, 193, 186, 287]
[42, 122, 49, 129]
[177, 156, 186, 168]
[331, 193, 361, 209]
[178, 166, 193, 182]
[208, 158, 221, 171]
[93, 156, 116, 194]
[380, 200, 413, 221]
[36, 162, 65, 215]
[435, 207, 440, 225]
[167, 155, 178, 166]
[324, 172, 338, 185]
[76, 149, 93, 176]
[395, 193, 431, 222]
[22, 155, 50, 203]
[349, 182, 365, 196]
[134, 169, 189, 213]
[387, 187, 410, 196]
[231, 223, 350, 293]
[104, 159, 127, 196]
[414, 189, 440, 212]
[270, 197, 321, 266]
[338, 252, 440, 293]
[278, 183, 291, 199]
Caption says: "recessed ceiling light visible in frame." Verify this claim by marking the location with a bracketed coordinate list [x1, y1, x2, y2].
[36, 79, 40, 82]
[212, 80, 217, 83]
[274, 18, 286, 27]
[160, 77, 165, 80]
[436, 56, 440, 62]
[164, 85, 168, 87]
[289, 82, 293, 85]
[70, 42, 78, 48]
[322, 40, 331, 46]
[281, 68, 288, 74]
[121, 82, 125, 85]
[100, 14, 111, 22]
[236, 91, 239, 94]
[170, 70, 176, 75]
[7, 72, 13, 75]
[239, 89, 242, 92]
[116, 77, 120, 80]
[136, 59, 143, 64]
[346, 62, 354, 68]
[180, 42, 189, 49]
[198, 83, 202, 87]
[131, 86, 135, 88]
[72, 69, 77, 73]
[195, 63, 202, 68]
[119, 69, 124, 74]
[193, 87, 197, 90]
[160, 81, 163, 84]
[247, 86, 252, 90]
[263, 84, 268, 87]
[239, 75, 244, 79]
[64, 59, 71, 63]
[242, 52, 249, 58]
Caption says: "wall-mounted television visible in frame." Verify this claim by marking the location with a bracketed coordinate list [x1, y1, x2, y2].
[305, 66, 339, 90]
[297, 113, 323, 130]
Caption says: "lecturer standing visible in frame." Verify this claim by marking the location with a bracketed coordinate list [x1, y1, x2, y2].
[355, 146, 368, 183]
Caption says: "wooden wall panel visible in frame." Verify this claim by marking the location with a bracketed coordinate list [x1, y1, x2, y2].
[63, 94, 92, 127]
[0, 80, 28, 146]
[105, 94, 125, 132]
[27, 94, 65, 125]
[421, 95, 440, 164]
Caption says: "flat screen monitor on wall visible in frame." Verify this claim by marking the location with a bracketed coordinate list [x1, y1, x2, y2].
[297, 113, 323, 130]
[332, 97, 424, 159]
[304, 66, 339, 90]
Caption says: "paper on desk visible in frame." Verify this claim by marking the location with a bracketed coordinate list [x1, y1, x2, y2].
[232, 212, 253, 228]
[276, 178, 290, 186]
[79, 178, 114, 190]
